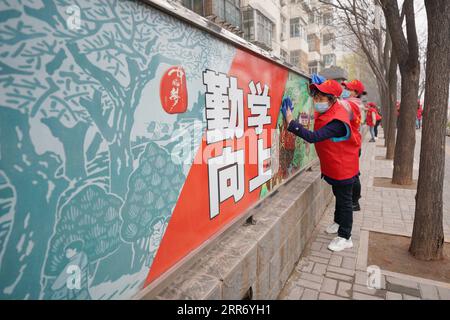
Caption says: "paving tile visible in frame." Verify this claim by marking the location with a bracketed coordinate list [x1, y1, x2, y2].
[320, 277, 338, 295]
[419, 283, 439, 300]
[437, 286, 450, 300]
[318, 293, 349, 300]
[278, 129, 450, 301]
[312, 263, 327, 276]
[336, 281, 352, 298]
[386, 291, 403, 300]
[301, 289, 319, 300]
[352, 292, 383, 300]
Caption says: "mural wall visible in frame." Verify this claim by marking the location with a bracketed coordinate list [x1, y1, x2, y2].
[0, 0, 316, 299]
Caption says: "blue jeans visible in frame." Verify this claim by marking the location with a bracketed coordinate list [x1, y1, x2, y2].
[369, 126, 375, 140]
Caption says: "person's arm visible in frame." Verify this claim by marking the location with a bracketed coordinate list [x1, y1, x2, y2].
[287, 119, 348, 143]
[372, 112, 376, 126]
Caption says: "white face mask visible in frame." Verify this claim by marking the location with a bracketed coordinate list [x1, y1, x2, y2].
[314, 102, 330, 113]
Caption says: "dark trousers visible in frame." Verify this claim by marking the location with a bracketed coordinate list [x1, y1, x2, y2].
[332, 184, 353, 240]
[352, 149, 361, 204]
[352, 175, 361, 205]
[374, 120, 381, 137]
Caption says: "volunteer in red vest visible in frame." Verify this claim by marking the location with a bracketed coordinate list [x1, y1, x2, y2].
[281, 79, 359, 252]
[396, 101, 401, 128]
[366, 102, 378, 142]
[340, 79, 366, 212]
[416, 100, 423, 129]
[374, 106, 382, 138]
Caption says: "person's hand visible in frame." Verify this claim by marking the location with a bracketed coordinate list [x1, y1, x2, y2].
[311, 73, 325, 85]
[281, 97, 294, 123]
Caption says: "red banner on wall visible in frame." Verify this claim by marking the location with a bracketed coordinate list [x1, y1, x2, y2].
[145, 48, 289, 285]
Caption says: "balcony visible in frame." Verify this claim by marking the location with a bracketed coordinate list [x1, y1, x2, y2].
[242, 6, 274, 51]
[308, 51, 321, 62]
[306, 23, 320, 35]
[321, 42, 335, 55]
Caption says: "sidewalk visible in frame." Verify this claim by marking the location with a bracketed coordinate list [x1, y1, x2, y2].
[278, 128, 450, 300]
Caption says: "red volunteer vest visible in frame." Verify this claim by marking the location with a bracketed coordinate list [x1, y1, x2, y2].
[314, 101, 360, 181]
[376, 112, 382, 121]
[341, 99, 362, 148]
[417, 107, 423, 120]
[366, 107, 376, 126]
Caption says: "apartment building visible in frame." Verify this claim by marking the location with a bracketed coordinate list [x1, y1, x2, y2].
[288, 0, 338, 74]
[176, 0, 244, 36]
[240, 0, 289, 59]
[174, 0, 345, 75]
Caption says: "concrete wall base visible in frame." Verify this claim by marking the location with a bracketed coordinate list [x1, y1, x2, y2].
[147, 164, 333, 300]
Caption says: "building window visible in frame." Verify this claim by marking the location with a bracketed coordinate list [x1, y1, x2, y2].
[290, 18, 306, 39]
[323, 54, 336, 66]
[243, 9, 254, 39]
[323, 12, 333, 26]
[281, 15, 287, 40]
[224, 0, 241, 28]
[242, 7, 274, 50]
[182, 0, 205, 16]
[207, 0, 242, 28]
[290, 50, 301, 67]
[309, 66, 318, 74]
[257, 11, 273, 47]
[322, 33, 334, 46]
[182, 0, 242, 28]
[281, 49, 289, 62]
[309, 12, 321, 24]
[307, 34, 315, 52]
[290, 18, 299, 37]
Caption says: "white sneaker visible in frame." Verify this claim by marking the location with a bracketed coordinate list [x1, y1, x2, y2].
[325, 222, 339, 234]
[328, 236, 353, 252]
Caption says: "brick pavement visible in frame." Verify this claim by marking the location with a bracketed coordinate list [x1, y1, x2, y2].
[278, 129, 450, 300]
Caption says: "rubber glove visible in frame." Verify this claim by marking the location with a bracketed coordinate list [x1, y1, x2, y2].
[281, 96, 293, 119]
[311, 73, 325, 85]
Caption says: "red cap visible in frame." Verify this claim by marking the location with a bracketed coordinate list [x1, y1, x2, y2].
[366, 102, 376, 108]
[309, 79, 343, 98]
[342, 79, 367, 95]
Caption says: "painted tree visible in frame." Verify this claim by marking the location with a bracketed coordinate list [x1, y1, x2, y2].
[120, 141, 184, 271]
[43, 185, 122, 298]
[0, 2, 93, 298]
[410, 0, 450, 260]
[0, 171, 15, 263]
[17, 0, 225, 198]
[0, 107, 68, 299]
[0, 0, 233, 298]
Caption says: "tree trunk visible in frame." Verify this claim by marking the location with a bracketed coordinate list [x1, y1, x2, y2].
[386, 51, 398, 159]
[41, 117, 89, 180]
[381, 0, 420, 185]
[109, 129, 133, 199]
[0, 107, 67, 299]
[379, 86, 389, 142]
[392, 67, 419, 184]
[409, 0, 449, 260]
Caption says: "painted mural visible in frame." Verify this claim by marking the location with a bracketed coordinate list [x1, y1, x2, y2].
[0, 0, 315, 299]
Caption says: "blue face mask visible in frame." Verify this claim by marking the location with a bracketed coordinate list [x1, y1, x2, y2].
[314, 102, 330, 113]
[341, 89, 351, 99]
